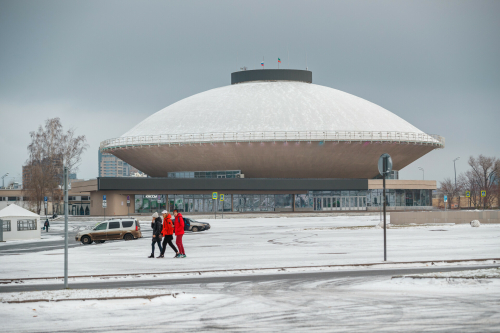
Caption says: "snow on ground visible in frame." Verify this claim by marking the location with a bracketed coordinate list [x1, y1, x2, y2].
[399, 267, 500, 279]
[1, 275, 499, 332]
[0, 215, 499, 280]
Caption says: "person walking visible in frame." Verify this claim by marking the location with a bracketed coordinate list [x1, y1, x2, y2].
[173, 209, 186, 258]
[148, 212, 163, 258]
[44, 219, 49, 232]
[158, 210, 179, 258]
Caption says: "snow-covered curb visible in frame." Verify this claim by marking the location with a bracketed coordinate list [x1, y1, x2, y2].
[0, 288, 181, 303]
[2, 260, 498, 286]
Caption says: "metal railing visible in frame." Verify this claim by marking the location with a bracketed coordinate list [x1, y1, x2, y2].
[100, 131, 445, 151]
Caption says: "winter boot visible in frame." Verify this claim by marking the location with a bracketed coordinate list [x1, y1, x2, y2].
[148, 253, 154, 258]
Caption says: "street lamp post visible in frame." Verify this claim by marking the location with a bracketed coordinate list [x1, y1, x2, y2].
[453, 157, 460, 209]
[453, 157, 460, 188]
[418, 167, 424, 180]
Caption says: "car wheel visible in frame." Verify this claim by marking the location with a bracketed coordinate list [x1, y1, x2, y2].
[191, 226, 199, 232]
[81, 236, 92, 245]
[123, 233, 134, 241]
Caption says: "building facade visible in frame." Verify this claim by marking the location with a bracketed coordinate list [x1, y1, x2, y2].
[74, 69, 445, 216]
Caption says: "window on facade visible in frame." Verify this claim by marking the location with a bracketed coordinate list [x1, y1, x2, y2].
[17, 219, 37, 231]
[1, 220, 11, 232]
[8, 197, 17, 201]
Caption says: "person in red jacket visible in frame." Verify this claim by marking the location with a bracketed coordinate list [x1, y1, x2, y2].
[173, 209, 186, 258]
[158, 210, 178, 258]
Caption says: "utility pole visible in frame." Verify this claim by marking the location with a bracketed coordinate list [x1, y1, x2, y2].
[63, 166, 69, 288]
[418, 167, 424, 180]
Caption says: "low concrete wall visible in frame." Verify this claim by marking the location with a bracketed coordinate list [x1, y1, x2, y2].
[367, 206, 433, 212]
[391, 210, 500, 224]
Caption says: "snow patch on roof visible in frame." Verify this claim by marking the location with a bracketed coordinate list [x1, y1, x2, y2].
[0, 204, 39, 218]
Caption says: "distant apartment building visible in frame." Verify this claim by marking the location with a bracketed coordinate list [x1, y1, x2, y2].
[98, 150, 141, 177]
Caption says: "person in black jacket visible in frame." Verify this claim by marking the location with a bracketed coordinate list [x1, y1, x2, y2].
[148, 212, 163, 258]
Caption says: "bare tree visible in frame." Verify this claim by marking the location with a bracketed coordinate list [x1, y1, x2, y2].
[439, 177, 461, 209]
[467, 155, 499, 209]
[457, 172, 478, 208]
[23, 118, 88, 214]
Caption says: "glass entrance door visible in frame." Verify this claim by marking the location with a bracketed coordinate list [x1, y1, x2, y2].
[341, 197, 348, 210]
[322, 197, 332, 211]
[314, 197, 322, 211]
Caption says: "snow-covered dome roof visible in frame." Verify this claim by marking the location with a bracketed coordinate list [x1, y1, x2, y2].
[121, 81, 424, 138]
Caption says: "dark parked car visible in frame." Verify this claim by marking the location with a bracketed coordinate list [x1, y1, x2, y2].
[183, 217, 210, 232]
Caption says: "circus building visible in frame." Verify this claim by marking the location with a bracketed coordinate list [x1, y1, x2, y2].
[73, 69, 444, 216]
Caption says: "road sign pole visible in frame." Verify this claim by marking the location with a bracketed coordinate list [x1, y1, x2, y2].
[378, 153, 391, 263]
[44, 197, 48, 223]
[383, 159, 387, 262]
[212, 192, 218, 219]
[63, 166, 69, 289]
[221, 194, 224, 219]
[127, 195, 131, 217]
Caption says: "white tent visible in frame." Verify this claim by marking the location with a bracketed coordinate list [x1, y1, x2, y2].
[0, 204, 41, 241]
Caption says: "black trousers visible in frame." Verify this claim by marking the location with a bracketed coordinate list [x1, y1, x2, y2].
[160, 235, 178, 255]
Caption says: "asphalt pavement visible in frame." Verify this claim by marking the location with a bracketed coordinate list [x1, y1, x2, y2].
[1, 264, 497, 293]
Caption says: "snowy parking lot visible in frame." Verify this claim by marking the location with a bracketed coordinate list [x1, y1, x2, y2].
[0, 215, 499, 280]
[1, 215, 500, 332]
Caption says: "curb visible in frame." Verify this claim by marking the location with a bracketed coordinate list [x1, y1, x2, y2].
[4, 292, 179, 303]
[1, 258, 498, 284]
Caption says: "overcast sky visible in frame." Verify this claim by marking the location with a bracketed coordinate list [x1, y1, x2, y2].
[1, 0, 499, 185]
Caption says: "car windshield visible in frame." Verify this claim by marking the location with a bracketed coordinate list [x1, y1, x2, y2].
[94, 222, 107, 231]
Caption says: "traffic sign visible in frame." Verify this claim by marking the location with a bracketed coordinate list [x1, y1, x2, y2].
[212, 192, 218, 200]
[126, 195, 130, 204]
[481, 190, 486, 197]
[220, 194, 224, 201]
[378, 153, 393, 176]
[103, 195, 106, 201]
[444, 195, 448, 203]
[102, 202, 107, 208]
[44, 196, 48, 202]
[465, 191, 470, 198]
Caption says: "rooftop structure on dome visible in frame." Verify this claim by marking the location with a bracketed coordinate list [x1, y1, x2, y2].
[100, 69, 444, 179]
